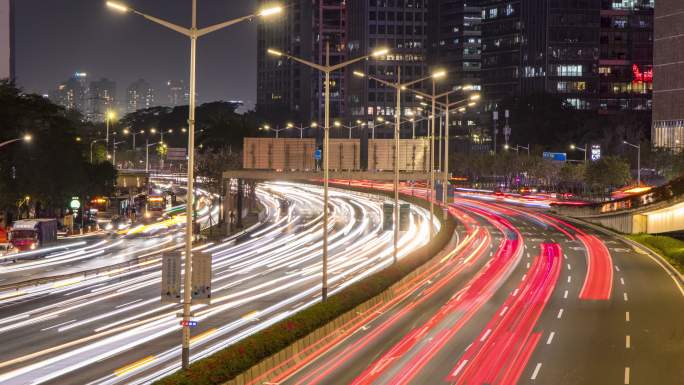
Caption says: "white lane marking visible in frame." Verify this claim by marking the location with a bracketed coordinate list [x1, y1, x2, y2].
[557, 308, 564, 319]
[567, 276, 572, 283]
[564, 253, 568, 260]
[522, 274, 527, 281]
[567, 263, 572, 270]
[480, 329, 492, 342]
[499, 306, 509, 317]
[625, 367, 630, 384]
[616, 265, 621, 272]
[530, 363, 542, 380]
[620, 277, 625, 285]
[563, 290, 569, 299]
[452, 360, 468, 376]
[40, 319, 76, 332]
[626, 335, 631, 349]
[625, 311, 630, 322]
[526, 262, 530, 268]
[526, 252, 531, 258]
[546, 331, 555, 345]
[624, 292, 629, 301]
[513, 288, 519, 297]
[115, 299, 143, 309]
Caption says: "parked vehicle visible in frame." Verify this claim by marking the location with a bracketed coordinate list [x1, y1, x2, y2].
[9, 219, 58, 251]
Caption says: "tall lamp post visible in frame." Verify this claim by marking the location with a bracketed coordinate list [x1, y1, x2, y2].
[106, 0, 282, 369]
[570, 143, 588, 163]
[105, 110, 116, 149]
[267, 44, 388, 301]
[0, 134, 32, 150]
[353, 69, 447, 261]
[623, 140, 641, 186]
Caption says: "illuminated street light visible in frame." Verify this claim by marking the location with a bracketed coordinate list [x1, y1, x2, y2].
[266, 43, 390, 302]
[107, 0, 282, 369]
[0, 134, 33, 149]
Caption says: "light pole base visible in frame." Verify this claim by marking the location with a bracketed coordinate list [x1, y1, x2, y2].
[182, 346, 190, 369]
[321, 286, 328, 302]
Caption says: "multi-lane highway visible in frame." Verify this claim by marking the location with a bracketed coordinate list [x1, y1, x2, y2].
[262, 185, 684, 385]
[0, 182, 436, 385]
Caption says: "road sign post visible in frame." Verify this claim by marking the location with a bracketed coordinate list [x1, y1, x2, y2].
[382, 202, 394, 231]
[161, 253, 182, 303]
[191, 252, 212, 304]
[399, 204, 410, 231]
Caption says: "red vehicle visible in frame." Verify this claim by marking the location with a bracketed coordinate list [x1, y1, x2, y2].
[10, 219, 58, 251]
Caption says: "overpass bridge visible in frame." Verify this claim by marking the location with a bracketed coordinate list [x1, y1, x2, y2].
[552, 176, 684, 234]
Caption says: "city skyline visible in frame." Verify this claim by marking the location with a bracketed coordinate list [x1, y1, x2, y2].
[13, 0, 258, 108]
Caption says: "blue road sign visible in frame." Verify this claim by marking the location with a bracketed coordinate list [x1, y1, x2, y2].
[314, 149, 322, 160]
[543, 152, 567, 162]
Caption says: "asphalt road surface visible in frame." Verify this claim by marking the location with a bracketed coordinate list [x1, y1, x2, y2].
[0, 182, 436, 385]
[268, 192, 684, 385]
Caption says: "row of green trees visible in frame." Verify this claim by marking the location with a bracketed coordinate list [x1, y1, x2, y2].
[0, 81, 116, 223]
[451, 152, 632, 194]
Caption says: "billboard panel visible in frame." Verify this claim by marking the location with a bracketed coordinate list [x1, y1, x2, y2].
[161, 253, 182, 303]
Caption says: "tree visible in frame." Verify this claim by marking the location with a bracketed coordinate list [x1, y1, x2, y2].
[0, 81, 116, 220]
[585, 156, 631, 192]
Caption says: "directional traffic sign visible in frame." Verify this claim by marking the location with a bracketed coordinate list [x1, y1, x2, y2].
[314, 149, 322, 160]
[161, 253, 182, 303]
[191, 253, 212, 304]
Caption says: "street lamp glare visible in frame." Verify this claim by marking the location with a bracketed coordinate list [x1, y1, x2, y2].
[353, 71, 366, 78]
[267, 48, 283, 57]
[570, 144, 576, 150]
[23, 134, 32, 142]
[504, 144, 510, 150]
[311, 122, 318, 127]
[458, 107, 467, 112]
[432, 70, 447, 79]
[377, 117, 385, 122]
[123, 128, 130, 134]
[462, 84, 474, 91]
[287, 122, 294, 128]
[106, 1, 129, 13]
[334, 121, 341, 127]
[371, 48, 389, 57]
[467, 101, 477, 107]
[469, 94, 481, 101]
[258, 5, 283, 17]
[150, 128, 157, 134]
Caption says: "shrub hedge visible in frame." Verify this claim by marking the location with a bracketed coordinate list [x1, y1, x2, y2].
[628, 234, 684, 274]
[153, 192, 456, 385]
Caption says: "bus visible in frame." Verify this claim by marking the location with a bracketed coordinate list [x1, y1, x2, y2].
[147, 195, 166, 211]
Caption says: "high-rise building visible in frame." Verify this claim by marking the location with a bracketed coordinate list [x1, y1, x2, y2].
[126, 79, 156, 113]
[256, 0, 430, 138]
[166, 80, 188, 107]
[428, 0, 481, 88]
[51, 72, 89, 115]
[478, 0, 653, 112]
[89, 77, 117, 122]
[0, 0, 14, 80]
[653, 0, 684, 150]
[346, 0, 430, 138]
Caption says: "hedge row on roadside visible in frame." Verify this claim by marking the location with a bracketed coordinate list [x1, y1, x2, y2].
[627, 234, 684, 274]
[153, 193, 456, 385]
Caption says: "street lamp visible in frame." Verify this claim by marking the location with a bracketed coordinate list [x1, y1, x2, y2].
[90, 139, 105, 163]
[353, 68, 445, 260]
[260, 125, 286, 138]
[105, 110, 116, 150]
[286, 122, 317, 139]
[107, 0, 282, 369]
[623, 140, 641, 186]
[505, 144, 530, 156]
[124, 128, 145, 150]
[0, 134, 32, 149]
[570, 144, 587, 163]
[267, 44, 388, 301]
[333, 120, 366, 139]
[145, 139, 164, 172]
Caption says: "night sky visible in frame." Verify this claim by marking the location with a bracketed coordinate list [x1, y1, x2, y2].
[14, 0, 259, 108]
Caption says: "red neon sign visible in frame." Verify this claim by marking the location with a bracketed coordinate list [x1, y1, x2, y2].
[632, 64, 653, 83]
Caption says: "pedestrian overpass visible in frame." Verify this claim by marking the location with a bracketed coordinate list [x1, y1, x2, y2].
[552, 176, 684, 234]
